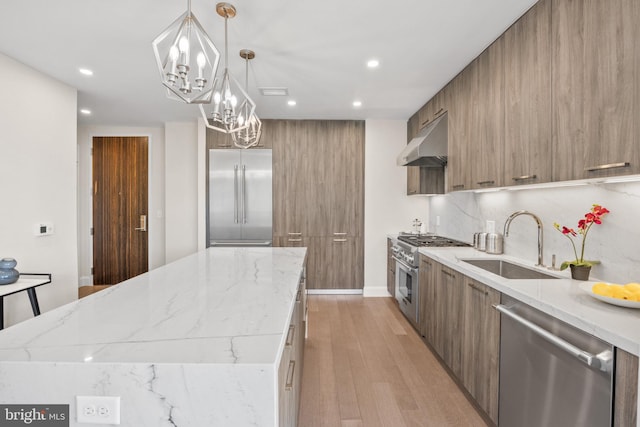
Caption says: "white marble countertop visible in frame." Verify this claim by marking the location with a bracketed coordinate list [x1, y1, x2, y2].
[0, 247, 307, 364]
[419, 246, 640, 356]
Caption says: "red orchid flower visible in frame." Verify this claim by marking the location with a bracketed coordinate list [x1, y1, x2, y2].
[555, 204, 610, 269]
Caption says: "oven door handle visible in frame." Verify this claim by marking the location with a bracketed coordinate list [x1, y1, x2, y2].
[392, 256, 418, 273]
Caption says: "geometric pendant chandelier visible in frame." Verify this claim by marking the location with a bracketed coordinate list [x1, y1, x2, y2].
[199, 3, 256, 135]
[231, 49, 262, 148]
[152, 0, 220, 104]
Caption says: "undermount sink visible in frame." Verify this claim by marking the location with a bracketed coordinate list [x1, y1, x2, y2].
[461, 259, 559, 280]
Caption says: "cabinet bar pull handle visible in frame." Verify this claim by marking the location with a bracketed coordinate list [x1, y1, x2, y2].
[476, 180, 495, 185]
[435, 107, 444, 115]
[333, 232, 347, 236]
[287, 232, 302, 236]
[285, 325, 295, 347]
[585, 162, 630, 172]
[452, 184, 465, 190]
[285, 360, 296, 390]
[296, 290, 302, 302]
[333, 238, 347, 242]
[420, 119, 430, 127]
[512, 174, 537, 181]
[467, 282, 488, 296]
[288, 238, 302, 242]
[441, 270, 455, 278]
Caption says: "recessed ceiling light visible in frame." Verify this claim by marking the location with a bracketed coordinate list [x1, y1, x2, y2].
[353, 101, 362, 108]
[367, 59, 380, 68]
[80, 109, 91, 115]
[287, 100, 297, 106]
[79, 68, 93, 76]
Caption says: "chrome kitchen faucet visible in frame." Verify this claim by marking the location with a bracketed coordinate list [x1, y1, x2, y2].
[503, 210, 545, 267]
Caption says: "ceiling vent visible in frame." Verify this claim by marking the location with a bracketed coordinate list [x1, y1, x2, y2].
[259, 87, 289, 96]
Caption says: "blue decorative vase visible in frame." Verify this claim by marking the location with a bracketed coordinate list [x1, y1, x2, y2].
[0, 258, 19, 285]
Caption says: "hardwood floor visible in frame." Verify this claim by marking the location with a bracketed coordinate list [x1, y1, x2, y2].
[298, 295, 488, 427]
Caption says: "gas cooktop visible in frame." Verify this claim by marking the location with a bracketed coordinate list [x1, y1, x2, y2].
[397, 234, 471, 247]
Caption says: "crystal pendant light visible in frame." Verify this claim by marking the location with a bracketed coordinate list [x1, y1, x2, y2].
[199, 3, 256, 135]
[231, 49, 262, 148]
[152, 0, 220, 104]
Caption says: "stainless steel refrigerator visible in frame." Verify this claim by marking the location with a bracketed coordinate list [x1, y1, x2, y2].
[208, 149, 272, 246]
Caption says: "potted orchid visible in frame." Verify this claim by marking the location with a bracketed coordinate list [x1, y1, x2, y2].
[553, 204, 610, 280]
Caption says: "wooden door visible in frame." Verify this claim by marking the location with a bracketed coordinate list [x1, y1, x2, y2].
[447, 66, 474, 192]
[418, 255, 436, 341]
[93, 136, 148, 285]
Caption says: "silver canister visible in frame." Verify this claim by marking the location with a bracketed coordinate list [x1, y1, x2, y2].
[477, 232, 487, 251]
[486, 232, 504, 254]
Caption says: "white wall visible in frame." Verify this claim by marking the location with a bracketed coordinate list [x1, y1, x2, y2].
[165, 121, 199, 263]
[428, 180, 640, 283]
[363, 120, 429, 296]
[76, 125, 166, 284]
[0, 53, 78, 326]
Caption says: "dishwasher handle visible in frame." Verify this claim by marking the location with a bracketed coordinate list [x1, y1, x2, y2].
[493, 304, 613, 373]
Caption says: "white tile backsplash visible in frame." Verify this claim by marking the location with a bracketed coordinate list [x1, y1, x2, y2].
[428, 181, 640, 283]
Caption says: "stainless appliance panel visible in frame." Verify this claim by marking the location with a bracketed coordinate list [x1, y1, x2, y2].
[498, 294, 613, 427]
[209, 149, 242, 241]
[240, 149, 272, 241]
[394, 256, 419, 327]
[208, 149, 273, 246]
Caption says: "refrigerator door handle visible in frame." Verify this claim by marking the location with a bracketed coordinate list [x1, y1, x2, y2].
[242, 165, 247, 224]
[234, 165, 239, 224]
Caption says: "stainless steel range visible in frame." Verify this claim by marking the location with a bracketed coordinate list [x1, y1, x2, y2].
[391, 234, 470, 328]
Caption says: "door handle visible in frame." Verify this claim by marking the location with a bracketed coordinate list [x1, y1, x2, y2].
[242, 165, 247, 224]
[234, 165, 239, 224]
[493, 304, 613, 373]
[134, 215, 147, 232]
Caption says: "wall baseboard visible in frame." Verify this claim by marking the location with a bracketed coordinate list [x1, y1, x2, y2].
[307, 289, 363, 295]
[362, 286, 393, 298]
[79, 276, 93, 287]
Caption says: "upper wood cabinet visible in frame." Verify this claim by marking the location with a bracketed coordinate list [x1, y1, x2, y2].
[504, 0, 552, 186]
[552, 0, 640, 180]
[447, 66, 474, 192]
[406, 113, 422, 195]
[472, 36, 505, 190]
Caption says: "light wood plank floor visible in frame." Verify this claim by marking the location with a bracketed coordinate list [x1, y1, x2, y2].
[298, 295, 488, 427]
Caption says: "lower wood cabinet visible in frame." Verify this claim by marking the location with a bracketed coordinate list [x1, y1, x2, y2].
[387, 239, 395, 297]
[420, 256, 499, 424]
[274, 236, 362, 290]
[278, 274, 306, 426]
[461, 277, 500, 424]
[614, 348, 638, 427]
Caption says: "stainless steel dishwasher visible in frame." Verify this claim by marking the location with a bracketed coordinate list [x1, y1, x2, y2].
[496, 295, 613, 427]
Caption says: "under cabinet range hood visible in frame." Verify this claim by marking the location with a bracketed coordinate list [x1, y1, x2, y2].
[397, 113, 448, 167]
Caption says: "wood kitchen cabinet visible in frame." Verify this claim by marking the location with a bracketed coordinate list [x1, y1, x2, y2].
[446, 65, 474, 192]
[406, 112, 421, 195]
[461, 277, 500, 424]
[387, 238, 396, 297]
[552, 0, 640, 181]
[614, 348, 638, 427]
[270, 120, 364, 290]
[418, 254, 437, 342]
[503, 0, 552, 186]
[434, 264, 464, 377]
[472, 35, 505, 190]
[206, 125, 273, 149]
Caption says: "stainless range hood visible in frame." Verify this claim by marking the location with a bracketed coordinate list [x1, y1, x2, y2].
[397, 113, 447, 167]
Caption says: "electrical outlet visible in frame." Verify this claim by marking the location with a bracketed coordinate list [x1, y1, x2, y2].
[76, 396, 120, 424]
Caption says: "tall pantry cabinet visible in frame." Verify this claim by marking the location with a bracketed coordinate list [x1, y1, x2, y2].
[270, 120, 365, 290]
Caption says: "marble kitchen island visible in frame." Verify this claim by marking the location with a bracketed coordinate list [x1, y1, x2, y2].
[0, 247, 307, 427]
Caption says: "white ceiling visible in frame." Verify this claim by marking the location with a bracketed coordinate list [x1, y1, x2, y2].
[0, 0, 538, 127]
